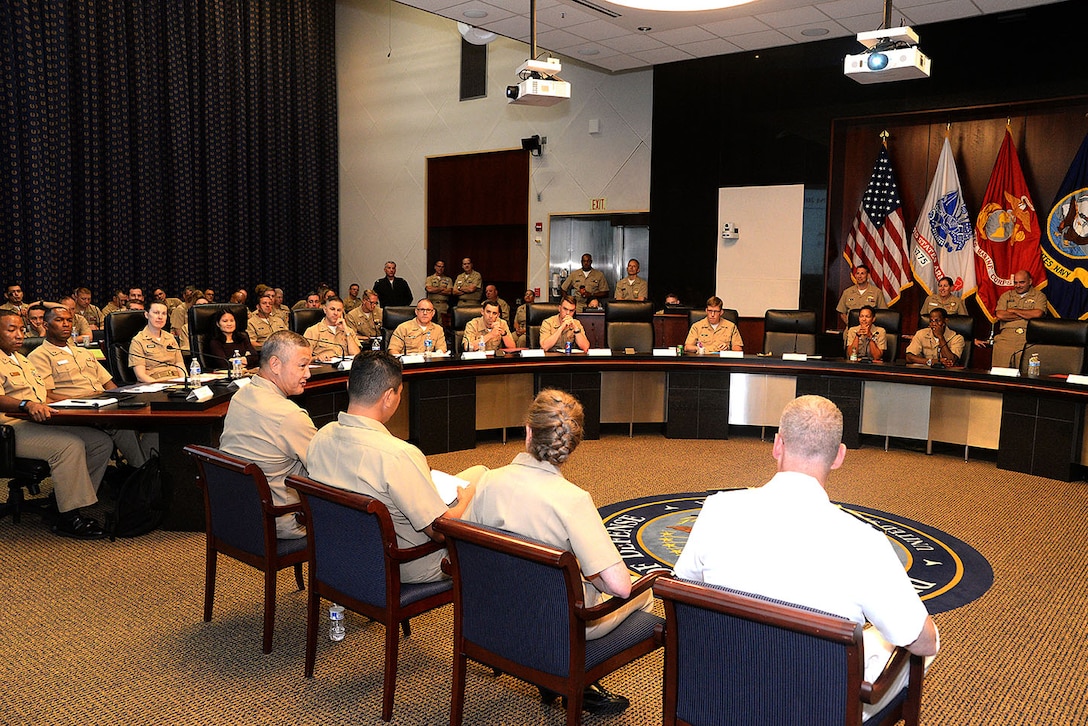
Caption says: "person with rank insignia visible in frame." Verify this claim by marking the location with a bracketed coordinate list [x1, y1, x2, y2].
[538, 295, 590, 353]
[462, 300, 515, 352]
[614, 258, 647, 301]
[990, 269, 1047, 369]
[920, 276, 968, 318]
[684, 296, 742, 353]
[130, 300, 185, 382]
[424, 260, 454, 318]
[836, 264, 887, 326]
[561, 253, 609, 312]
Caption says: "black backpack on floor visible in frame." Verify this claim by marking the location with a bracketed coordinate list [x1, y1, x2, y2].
[105, 451, 169, 540]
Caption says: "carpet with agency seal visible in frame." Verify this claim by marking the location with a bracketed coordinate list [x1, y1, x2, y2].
[600, 491, 993, 615]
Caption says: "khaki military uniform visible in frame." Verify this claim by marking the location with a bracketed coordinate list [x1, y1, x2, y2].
[906, 328, 965, 364]
[221, 375, 317, 539]
[462, 317, 512, 352]
[539, 314, 585, 351]
[343, 296, 362, 314]
[562, 269, 609, 312]
[247, 311, 287, 348]
[346, 306, 382, 341]
[388, 320, 447, 355]
[615, 276, 648, 301]
[303, 321, 359, 361]
[29, 340, 152, 467]
[513, 305, 528, 348]
[466, 453, 655, 639]
[77, 304, 104, 328]
[835, 285, 887, 319]
[920, 294, 967, 317]
[992, 286, 1048, 369]
[846, 325, 888, 360]
[686, 318, 743, 352]
[71, 313, 91, 341]
[169, 303, 189, 334]
[129, 328, 184, 380]
[101, 302, 123, 317]
[425, 274, 454, 316]
[454, 271, 483, 307]
[0, 352, 112, 512]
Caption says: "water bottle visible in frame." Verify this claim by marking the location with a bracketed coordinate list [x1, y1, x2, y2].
[189, 357, 201, 380]
[477, 336, 485, 352]
[424, 333, 434, 355]
[1027, 353, 1041, 379]
[696, 340, 705, 355]
[329, 604, 345, 641]
[230, 349, 245, 379]
[371, 336, 380, 351]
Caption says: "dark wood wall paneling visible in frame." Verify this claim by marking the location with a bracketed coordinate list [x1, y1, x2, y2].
[427, 150, 529, 307]
[650, 0, 1088, 327]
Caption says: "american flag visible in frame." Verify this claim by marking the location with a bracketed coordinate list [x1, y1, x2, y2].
[843, 145, 913, 304]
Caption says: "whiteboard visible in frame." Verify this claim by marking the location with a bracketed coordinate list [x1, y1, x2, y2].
[716, 185, 804, 317]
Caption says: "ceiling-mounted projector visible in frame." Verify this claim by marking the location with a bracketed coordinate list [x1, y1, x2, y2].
[506, 57, 570, 107]
[844, 26, 931, 84]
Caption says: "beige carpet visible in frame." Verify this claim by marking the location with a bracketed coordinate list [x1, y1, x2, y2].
[2, 430, 1088, 725]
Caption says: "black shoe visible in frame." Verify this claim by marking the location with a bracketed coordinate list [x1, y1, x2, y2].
[570, 682, 630, 715]
[538, 686, 559, 705]
[52, 512, 107, 540]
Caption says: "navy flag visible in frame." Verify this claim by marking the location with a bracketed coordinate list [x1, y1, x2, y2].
[1042, 131, 1088, 319]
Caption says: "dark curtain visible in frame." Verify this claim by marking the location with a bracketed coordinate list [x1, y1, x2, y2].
[1, 0, 338, 303]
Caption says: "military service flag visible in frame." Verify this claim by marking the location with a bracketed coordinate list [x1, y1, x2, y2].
[843, 144, 913, 304]
[974, 129, 1044, 323]
[1042, 131, 1088, 319]
[910, 137, 977, 300]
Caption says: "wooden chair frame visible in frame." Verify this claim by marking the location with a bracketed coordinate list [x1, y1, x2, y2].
[184, 445, 306, 654]
[435, 517, 663, 726]
[655, 576, 924, 726]
[287, 473, 453, 721]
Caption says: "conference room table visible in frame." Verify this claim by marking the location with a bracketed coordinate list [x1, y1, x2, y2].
[29, 352, 1088, 531]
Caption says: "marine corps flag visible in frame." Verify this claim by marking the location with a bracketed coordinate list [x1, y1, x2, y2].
[842, 142, 913, 304]
[910, 137, 977, 300]
[974, 129, 1044, 323]
[1042, 130, 1088, 319]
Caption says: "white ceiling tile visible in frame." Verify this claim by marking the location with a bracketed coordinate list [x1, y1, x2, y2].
[439, 1, 516, 23]
[598, 54, 651, 72]
[600, 32, 667, 53]
[778, 21, 853, 43]
[568, 44, 624, 60]
[647, 25, 718, 45]
[536, 4, 601, 27]
[699, 16, 773, 38]
[570, 19, 633, 41]
[901, 0, 981, 24]
[836, 12, 889, 33]
[632, 46, 697, 65]
[815, 0, 886, 20]
[678, 37, 745, 57]
[755, 5, 834, 26]
[728, 29, 795, 51]
[536, 28, 587, 49]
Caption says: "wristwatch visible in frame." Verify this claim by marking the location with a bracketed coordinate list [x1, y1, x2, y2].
[18, 399, 29, 412]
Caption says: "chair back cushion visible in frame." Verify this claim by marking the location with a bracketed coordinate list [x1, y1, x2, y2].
[297, 485, 390, 607]
[189, 303, 250, 371]
[452, 306, 482, 331]
[289, 308, 325, 336]
[1021, 319, 1088, 376]
[762, 310, 817, 355]
[380, 306, 417, 348]
[944, 315, 975, 367]
[526, 304, 560, 349]
[103, 310, 151, 382]
[200, 459, 270, 557]
[443, 522, 574, 677]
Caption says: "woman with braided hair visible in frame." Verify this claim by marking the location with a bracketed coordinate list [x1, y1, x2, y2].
[464, 388, 654, 716]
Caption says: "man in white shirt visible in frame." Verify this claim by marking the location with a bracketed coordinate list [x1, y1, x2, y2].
[674, 395, 938, 720]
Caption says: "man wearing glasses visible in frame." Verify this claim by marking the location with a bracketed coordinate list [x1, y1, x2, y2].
[539, 295, 590, 353]
[387, 300, 447, 355]
[684, 296, 743, 353]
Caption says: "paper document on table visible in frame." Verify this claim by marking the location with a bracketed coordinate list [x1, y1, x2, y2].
[431, 470, 470, 505]
[123, 383, 172, 393]
[51, 398, 119, 408]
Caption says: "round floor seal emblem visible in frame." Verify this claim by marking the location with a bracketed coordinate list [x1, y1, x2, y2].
[600, 492, 992, 615]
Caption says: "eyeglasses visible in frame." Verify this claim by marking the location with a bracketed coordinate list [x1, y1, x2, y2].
[416, 307, 435, 313]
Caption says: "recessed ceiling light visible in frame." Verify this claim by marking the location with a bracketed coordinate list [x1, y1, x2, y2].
[801, 27, 830, 37]
[462, 9, 488, 19]
[606, 0, 755, 10]
[637, 26, 652, 32]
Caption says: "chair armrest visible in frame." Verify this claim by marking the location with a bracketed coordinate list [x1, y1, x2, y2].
[860, 647, 918, 704]
[653, 622, 666, 647]
[268, 502, 304, 518]
[577, 570, 662, 621]
[387, 538, 444, 563]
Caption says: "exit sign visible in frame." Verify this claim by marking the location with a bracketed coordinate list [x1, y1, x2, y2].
[590, 197, 607, 211]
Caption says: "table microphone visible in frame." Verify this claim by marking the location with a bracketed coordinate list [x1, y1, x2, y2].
[116, 343, 192, 390]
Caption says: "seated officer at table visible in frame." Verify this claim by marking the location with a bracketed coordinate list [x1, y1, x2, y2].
[220, 331, 316, 539]
[462, 300, 515, 352]
[684, 296, 742, 353]
[346, 288, 382, 346]
[905, 308, 964, 368]
[130, 301, 185, 382]
[513, 289, 535, 348]
[247, 289, 287, 349]
[539, 295, 590, 353]
[387, 299, 447, 356]
[303, 297, 360, 363]
[306, 352, 485, 583]
[29, 305, 154, 467]
[845, 305, 886, 362]
[0, 310, 113, 539]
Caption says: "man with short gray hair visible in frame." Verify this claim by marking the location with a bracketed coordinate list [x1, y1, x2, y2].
[674, 395, 939, 720]
[220, 330, 317, 539]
